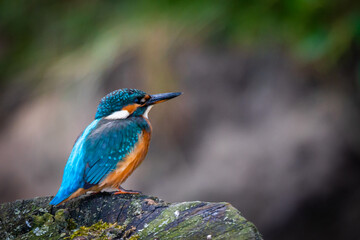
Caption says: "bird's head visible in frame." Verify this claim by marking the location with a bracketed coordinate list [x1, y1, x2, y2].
[95, 88, 182, 120]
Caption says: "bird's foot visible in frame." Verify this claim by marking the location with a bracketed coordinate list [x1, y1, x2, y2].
[113, 186, 141, 195]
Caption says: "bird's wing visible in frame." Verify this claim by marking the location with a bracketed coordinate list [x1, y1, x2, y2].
[83, 118, 147, 186]
[50, 119, 101, 205]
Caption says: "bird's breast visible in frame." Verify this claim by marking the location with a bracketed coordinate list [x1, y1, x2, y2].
[99, 128, 151, 188]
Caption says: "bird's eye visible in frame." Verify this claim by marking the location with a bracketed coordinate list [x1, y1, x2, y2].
[136, 97, 147, 104]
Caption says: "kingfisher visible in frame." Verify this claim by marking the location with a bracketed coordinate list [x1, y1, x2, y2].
[50, 88, 182, 205]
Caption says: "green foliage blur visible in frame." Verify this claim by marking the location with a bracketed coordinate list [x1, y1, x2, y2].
[0, 0, 359, 85]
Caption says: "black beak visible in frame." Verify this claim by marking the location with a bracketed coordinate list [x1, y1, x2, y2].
[146, 92, 182, 106]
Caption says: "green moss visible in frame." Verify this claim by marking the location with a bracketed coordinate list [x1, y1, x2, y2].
[20, 216, 61, 240]
[223, 204, 262, 240]
[17, 208, 73, 239]
[128, 234, 140, 240]
[136, 202, 262, 240]
[54, 209, 67, 222]
[32, 213, 53, 227]
[162, 214, 203, 239]
[122, 199, 144, 226]
[67, 220, 125, 240]
[0, 196, 262, 239]
[66, 218, 77, 231]
[137, 201, 202, 238]
[237, 222, 261, 240]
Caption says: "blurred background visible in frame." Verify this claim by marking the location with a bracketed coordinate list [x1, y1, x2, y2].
[0, 1, 359, 239]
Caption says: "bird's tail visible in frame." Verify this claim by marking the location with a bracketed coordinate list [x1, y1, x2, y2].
[50, 190, 70, 206]
[50, 187, 88, 206]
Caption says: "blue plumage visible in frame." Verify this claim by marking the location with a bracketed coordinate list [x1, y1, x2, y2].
[84, 117, 150, 185]
[50, 88, 181, 205]
[50, 119, 100, 205]
[50, 117, 150, 205]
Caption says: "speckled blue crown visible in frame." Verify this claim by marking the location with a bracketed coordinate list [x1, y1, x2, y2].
[95, 89, 147, 119]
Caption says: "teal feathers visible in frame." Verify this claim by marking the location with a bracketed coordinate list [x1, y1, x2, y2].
[84, 117, 150, 185]
[50, 119, 100, 205]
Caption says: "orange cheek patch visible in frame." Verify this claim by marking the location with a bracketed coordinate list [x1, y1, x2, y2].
[123, 104, 140, 115]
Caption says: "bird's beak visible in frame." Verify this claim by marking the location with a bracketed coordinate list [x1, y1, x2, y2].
[146, 92, 182, 106]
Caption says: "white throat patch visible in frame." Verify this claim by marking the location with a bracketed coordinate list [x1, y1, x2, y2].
[105, 110, 130, 120]
[143, 106, 153, 119]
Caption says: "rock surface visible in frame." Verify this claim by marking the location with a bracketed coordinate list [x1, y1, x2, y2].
[0, 193, 262, 239]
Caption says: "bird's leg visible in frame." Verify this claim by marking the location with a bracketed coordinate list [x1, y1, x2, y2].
[113, 186, 142, 195]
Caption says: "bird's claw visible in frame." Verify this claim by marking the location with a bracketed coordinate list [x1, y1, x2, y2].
[113, 187, 142, 195]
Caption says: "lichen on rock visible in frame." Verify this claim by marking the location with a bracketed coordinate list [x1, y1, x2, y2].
[0, 193, 262, 239]
[67, 220, 126, 240]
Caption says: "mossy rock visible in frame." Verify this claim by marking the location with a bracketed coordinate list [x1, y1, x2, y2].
[0, 193, 262, 239]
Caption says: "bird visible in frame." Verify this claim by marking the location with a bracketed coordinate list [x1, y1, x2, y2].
[50, 88, 182, 205]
